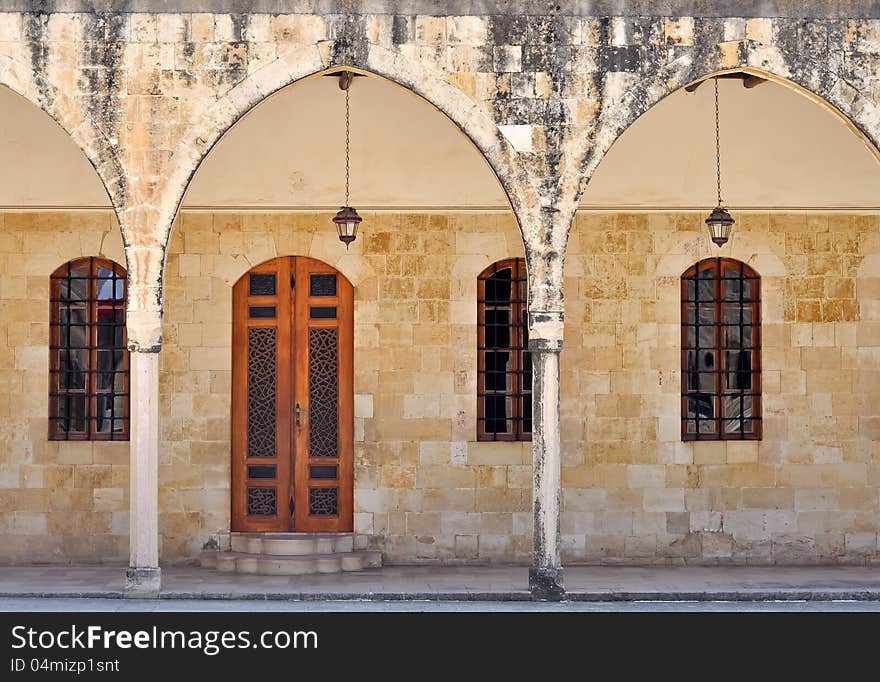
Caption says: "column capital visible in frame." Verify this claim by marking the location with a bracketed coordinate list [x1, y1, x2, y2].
[125, 245, 166, 352]
[127, 304, 163, 353]
[528, 310, 564, 351]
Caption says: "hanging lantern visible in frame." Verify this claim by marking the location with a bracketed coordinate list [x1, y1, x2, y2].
[333, 71, 362, 249]
[333, 205, 362, 247]
[705, 205, 735, 247]
[706, 77, 734, 247]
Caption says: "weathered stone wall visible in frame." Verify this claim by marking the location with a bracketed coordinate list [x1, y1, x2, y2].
[159, 210, 528, 562]
[562, 211, 880, 563]
[0, 210, 127, 563]
[1, 3, 880, 567]
[1, 208, 878, 564]
[0, 7, 879, 344]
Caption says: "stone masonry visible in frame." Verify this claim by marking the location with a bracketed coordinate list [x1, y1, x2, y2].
[0, 2, 879, 584]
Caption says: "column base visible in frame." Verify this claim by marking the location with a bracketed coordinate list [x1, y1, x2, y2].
[124, 567, 161, 599]
[529, 566, 565, 600]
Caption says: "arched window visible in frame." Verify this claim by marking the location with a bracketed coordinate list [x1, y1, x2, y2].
[49, 258, 128, 440]
[477, 258, 531, 441]
[681, 258, 761, 440]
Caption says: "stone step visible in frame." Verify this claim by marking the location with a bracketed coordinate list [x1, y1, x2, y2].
[201, 550, 381, 576]
[230, 532, 354, 556]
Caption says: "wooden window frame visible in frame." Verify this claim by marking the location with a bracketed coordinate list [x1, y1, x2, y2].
[681, 257, 762, 441]
[49, 257, 130, 441]
[477, 257, 532, 442]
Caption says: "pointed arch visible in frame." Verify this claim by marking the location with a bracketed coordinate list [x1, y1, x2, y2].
[0, 53, 126, 220]
[154, 43, 539, 261]
[569, 39, 880, 234]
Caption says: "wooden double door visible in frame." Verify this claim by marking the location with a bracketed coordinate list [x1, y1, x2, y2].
[232, 257, 353, 533]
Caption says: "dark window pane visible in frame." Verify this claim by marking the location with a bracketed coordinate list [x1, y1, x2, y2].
[725, 351, 752, 389]
[310, 465, 338, 479]
[248, 465, 277, 479]
[687, 394, 714, 419]
[60, 395, 87, 433]
[309, 274, 336, 297]
[485, 309, 511, 348]
[687, 350, 716, 373]
[485, 268, 512, 304]
[522, 394, 532, 433]
[485, 351, 511, 391]
[249, 305, 276, 319]
[696, 267, 715, 300]
[687, 305, 716, 333]
[723, 277, 742, 301]
[309, 306, 337, 319]
[59, 267, 88, 301]
[249, 273, 276, 296]
[484, 394, 511, 434]
[59, 350, 87, 389]
[59, 307, 87, 326]
[67, 325, 88, 349]
[723, 325, 742, 347]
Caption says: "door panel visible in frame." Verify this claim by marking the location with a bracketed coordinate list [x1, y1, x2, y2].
[293, 257, 353, 532]
[231, 258, 293, 532]
[231, 256, 352, 533]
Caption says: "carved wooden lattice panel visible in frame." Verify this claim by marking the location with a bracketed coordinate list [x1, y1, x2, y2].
[309, 487, 338, 516]
[247, 327, 277, 457]
[308, 328, 338, 457]
[247, 487, 276, 515]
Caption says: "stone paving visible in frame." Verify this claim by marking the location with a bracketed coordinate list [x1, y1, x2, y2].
[2, 597, 880, 612]
[1, 565, 879, 601]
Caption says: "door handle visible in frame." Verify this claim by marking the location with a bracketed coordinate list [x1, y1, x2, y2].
[295, 403, 307, 427]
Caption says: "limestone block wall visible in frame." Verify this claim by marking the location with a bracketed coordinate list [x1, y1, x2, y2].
[2, 207, 878, 565]
[561, 211, 880, 564]
[0, 210, 128, 563]
[159, 210, 529, 561]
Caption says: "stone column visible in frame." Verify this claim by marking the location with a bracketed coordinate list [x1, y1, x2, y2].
[528, 311, 564, 599]
[122, 242, 166, 598]
[125, 350, 161, 597]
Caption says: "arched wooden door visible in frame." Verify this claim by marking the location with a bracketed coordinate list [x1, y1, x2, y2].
[232, 257, 353, 532]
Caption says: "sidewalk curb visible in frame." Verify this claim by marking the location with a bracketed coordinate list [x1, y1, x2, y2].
[2, 590, 880, 602]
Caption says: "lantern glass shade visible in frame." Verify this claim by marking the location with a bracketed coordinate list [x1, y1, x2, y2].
[705, 206, 734, 247]
[332, 206, 362, 247]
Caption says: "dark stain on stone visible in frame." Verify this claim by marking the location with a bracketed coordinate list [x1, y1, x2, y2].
[230, 13, 247, 41]
[79, 12, 127, 209]
[219, 41, 249, 82]
[24, 12, 50, 106]
[329, 13, 369, 68]
[391, 14, 410, 45]
[598, 45, 642, 72]
[489, 15, 529, 45]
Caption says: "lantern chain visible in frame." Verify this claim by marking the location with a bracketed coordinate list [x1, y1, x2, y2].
[345, 85, 351, 207]
[714, 77, 722, 207]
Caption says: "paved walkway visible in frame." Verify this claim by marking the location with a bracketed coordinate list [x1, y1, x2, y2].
[3, 597, 880, 611]
[1, 565, 879, 601]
